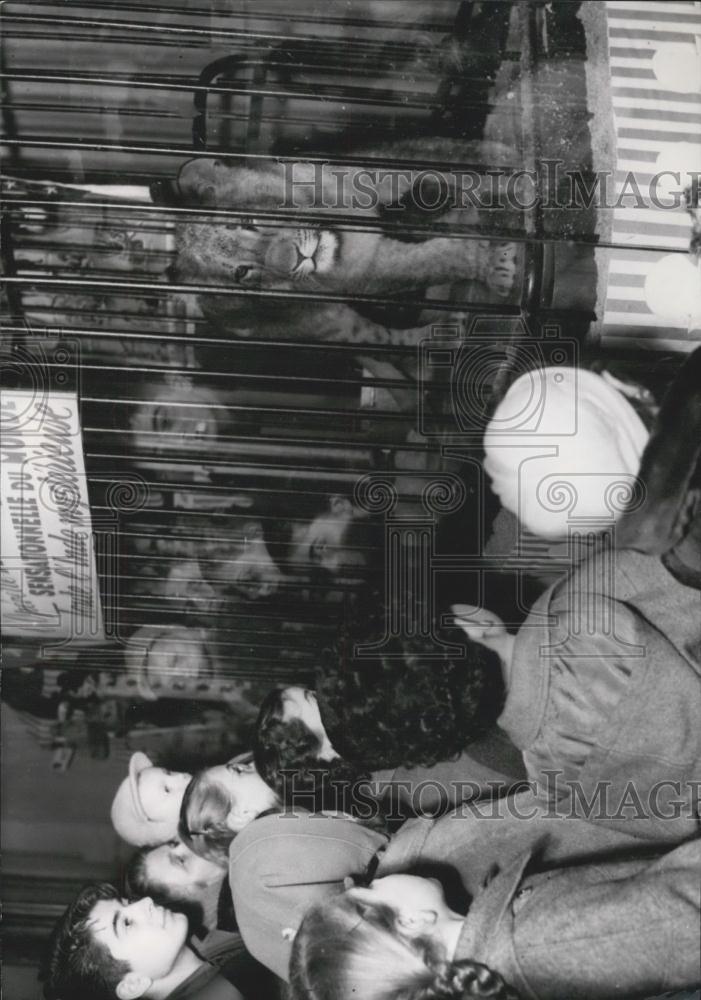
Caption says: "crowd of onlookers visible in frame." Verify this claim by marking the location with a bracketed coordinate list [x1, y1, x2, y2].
[40, 348, 701, 1000]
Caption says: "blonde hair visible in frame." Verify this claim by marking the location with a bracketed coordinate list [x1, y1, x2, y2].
[289, 892, 520, 1000]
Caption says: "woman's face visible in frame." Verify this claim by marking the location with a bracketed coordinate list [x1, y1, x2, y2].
[144, 840, 224, 893]
[289, 497, 366, 578]
[206, 759, 279, 832]
[203, 521, 283, 600]
[129, 380, 225, 457]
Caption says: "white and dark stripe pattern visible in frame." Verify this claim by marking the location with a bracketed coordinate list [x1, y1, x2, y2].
[601, 1, 701, 353]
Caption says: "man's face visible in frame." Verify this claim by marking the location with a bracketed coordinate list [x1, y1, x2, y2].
[145, 840, 224, 893]
[289, 497, 366, 577]
[143, 630, 213, 687]
[202, 520, 283, 599]
[137, 767, 191, 825]
[89, 895, 188, 984]
[205, 759, 279, 831]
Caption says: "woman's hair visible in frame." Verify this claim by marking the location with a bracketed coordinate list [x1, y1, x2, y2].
[255, 616, 504, 778]
[289, 892, 520, 1000]
[123, 846, 234, 936]
[280, 606, 504, 773]
[178, 770, 236, 868]
[254, 692, 373, 818]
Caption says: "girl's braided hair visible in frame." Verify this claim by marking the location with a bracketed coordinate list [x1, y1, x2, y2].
[289, 891, 520, 1000]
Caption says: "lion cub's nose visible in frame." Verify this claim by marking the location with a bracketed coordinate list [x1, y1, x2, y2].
[266, 238, 306, 276]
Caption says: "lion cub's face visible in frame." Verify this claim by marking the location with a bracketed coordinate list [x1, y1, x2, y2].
[174, 158, 344, 293]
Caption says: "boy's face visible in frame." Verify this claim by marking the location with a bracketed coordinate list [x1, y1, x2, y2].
[89, 895, 188, 984]
[137, 767, 191, 825]
[349, 874, 450, 927]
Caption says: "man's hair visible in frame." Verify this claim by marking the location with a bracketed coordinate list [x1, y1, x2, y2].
[178, 770, 236, 868]
[41, 882, 130, 1000]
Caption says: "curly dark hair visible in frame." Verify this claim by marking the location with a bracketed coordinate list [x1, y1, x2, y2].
[254, 692, 373, 818]
[314, 622, 505, 771]
[41, 883, 130, 1000]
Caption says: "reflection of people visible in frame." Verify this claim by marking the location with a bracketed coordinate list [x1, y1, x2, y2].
[124, 625, 217, 700]
[128, 374, 234, 461]
[111, 752, 191, 847]
[198, 518, 284, 601]
[130, 515, 284, 604]
[288, 493, 382, 581]
[42, 883, 245, 1000]
[290, 841, 701, 1000]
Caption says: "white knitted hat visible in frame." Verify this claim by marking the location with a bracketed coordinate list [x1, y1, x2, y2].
[483, 367, 649, 539]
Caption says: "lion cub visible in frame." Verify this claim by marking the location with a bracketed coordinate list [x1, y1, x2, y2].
[169, 138, 523, 346]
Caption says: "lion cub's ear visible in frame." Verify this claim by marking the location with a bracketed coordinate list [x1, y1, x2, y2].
[176, 157, 224, 205]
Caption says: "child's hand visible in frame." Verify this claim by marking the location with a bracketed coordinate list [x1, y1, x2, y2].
[449, 604, 507, 640]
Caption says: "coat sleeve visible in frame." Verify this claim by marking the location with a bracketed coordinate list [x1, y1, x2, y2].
[508, 559, 701, 842]
[379, 789, 659, 898]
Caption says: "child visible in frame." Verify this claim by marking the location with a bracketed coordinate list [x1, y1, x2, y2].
[111, 751, 191, 847]
[42, 883, 244, 1000]
[289, 840, 701, 1000]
